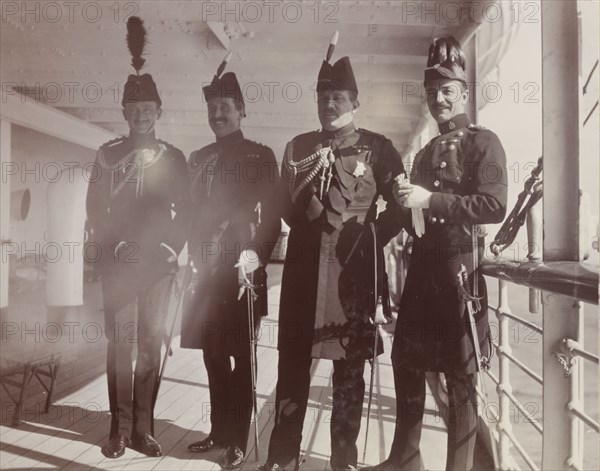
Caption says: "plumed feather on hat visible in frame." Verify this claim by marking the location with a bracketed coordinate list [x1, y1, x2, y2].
[426, 36, 466, 70]
[424, 36, 468, 85]
[126, 16, 147, 74]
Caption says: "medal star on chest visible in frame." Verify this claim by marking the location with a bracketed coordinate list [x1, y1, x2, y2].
[353, 161, 367, 178]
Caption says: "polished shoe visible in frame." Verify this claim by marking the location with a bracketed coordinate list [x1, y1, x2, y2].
[101, 435, 129, 459]
[221, 446, 245, 469]
[188, 436, 224, 453]
[131, 433, 162, 457]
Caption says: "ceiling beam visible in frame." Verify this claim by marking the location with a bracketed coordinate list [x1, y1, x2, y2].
[0, 90, 117, 150]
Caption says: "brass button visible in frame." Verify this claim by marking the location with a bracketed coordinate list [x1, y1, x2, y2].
[439, 218, 445, 224]
[434, 180, 440, 187]
[457, 131, 464, 137]
[431, 217, 437, 223]
[448, 144, 456, 150]
[439, 140, 446, 145]
[440, 161, 447, 168]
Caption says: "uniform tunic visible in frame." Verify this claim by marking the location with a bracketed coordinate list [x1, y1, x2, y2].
[392, 113, 508, 376]
[278, 124, 404, 361]
[267, 123, 404, 470]
[181, 129, 280, 452]
[181, 130, 281, 356]
[86, 131, 190, 439]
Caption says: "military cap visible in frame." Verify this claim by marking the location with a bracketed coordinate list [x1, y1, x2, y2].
[203, 71, 244, 107]
[424, 36, 468, 86]
[317, 56, 358, 94]
[122, 73, 162, 107]
[121, 16, 162, 106]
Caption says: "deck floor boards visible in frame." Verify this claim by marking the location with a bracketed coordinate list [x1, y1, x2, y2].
[1, 274, 450, 471]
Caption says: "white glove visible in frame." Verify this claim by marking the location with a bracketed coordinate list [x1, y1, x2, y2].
[396, 183, 432, 209]
[412, 209, 425, 238]
[393, 176, 428, 237]
[234, 249, 260, 300]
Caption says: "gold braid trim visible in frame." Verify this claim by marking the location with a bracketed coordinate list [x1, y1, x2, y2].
[284, 141, 334, 203]
[109, 144, 165, 199]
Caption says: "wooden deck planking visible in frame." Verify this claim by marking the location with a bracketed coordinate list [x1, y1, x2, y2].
[68, 351, 203, 469]
[1, 280, 452, 471]
[2, 337, 199, 469]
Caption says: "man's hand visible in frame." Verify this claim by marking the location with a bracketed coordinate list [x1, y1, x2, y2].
[393, 180, 432, 209]
[234, 249, 260, 300]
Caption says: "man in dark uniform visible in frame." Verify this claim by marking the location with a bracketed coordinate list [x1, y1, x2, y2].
[181, 68, 281, 469]
[258, 55, 404, 471]
[362, 36, 508, 471]
[86, 17, 190, 459]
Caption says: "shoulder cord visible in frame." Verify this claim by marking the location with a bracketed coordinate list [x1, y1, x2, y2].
[284, 140, 335, 203]
[109, 144, 165, 199]
[190, 152, 220, 202]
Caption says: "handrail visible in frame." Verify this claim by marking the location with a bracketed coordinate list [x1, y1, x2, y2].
[488, 308, 543, 335]
[481, 259, 599, 305]
[491, 339, 543, 386]
[563, 338, 599, 365]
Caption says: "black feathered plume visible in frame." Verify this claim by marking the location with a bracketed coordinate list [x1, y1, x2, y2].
[126, 16, 147, 74]
[427, 36, 465, 70]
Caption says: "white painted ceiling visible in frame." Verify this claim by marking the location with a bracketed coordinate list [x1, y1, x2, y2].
[1, 0, 515, 157]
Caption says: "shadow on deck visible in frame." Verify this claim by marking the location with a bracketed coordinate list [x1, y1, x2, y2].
[0, 265, 493, 470]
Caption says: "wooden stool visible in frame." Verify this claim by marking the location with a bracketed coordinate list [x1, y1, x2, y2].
[1, 343, 61, 426]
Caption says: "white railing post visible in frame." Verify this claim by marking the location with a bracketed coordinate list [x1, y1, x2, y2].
[567, 302, 584, 470]
[497, 279, 513, 470]
[541, 1, 582, 469]
[542, 292, 581, 470]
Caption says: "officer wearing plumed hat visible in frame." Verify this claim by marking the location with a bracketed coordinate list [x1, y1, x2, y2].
[258, 34, 405, 471]
[361, 36, 508, 471]
[86, 17, 190, 459]
[181, 55, 281, 469]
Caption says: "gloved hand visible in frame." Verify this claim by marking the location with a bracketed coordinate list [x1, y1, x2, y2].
[235, 249, 260, 300]
[393, 180, 432, 209]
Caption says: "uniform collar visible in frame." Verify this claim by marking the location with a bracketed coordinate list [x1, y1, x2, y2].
[216, 129, 244, 148]
[323, 122, 356, 141]
[129, 130, 157, 148]
[438, 113, 470, 135]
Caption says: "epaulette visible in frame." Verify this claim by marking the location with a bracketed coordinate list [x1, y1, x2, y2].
[243, 138, 269, 150]
[291, 130, 320, 144]
[357, 128, 388, 142]
[156, 138, 177, 151]
[100, 136, 126, 150]
[242, 139, 273, 159]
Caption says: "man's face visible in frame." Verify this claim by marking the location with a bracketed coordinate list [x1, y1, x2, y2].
[122, 101, 161, 134]
[317, 89, 358, 131]
[425, 79, 469, 123]
[207, 97, 244, 138]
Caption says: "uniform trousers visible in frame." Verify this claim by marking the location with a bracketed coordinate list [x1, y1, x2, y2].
[387, 364, 478, 471]
[103, 274, 173, 440]
[267, 350, 366, 471]
[203, 349, 256, 453]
